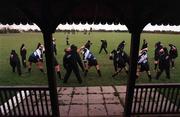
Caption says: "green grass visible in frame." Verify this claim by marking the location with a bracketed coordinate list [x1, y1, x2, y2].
[0, 32, 180, 86]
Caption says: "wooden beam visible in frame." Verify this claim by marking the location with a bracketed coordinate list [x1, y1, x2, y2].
[43, 32, 59, 117]
[17, 1, 60, 116]
[41, 1, 59, 116]
[124, 32, 140, 117]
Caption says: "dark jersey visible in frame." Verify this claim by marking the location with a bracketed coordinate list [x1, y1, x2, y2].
[121, 51, 129, 64]
[154, 46, 163, 60]
[10, 51, 21, 67]
[141, 42, 148, 50]
[63, 53, 72, 69]
[116, 51, 127, 68]
[75, 52, 84, 70]
[117, 53, 125, 68]
[85, 41, 92, 50]
[169, 45, 178, 59]
[117, 41, 125, 51]
[63, 51, 78, 69]
[101, 40, 107, 48]
[20, 48, 27, 58]
[110, 50, 118, 61]
[53, 41, 56, 50]
[159, 52, 170, 69]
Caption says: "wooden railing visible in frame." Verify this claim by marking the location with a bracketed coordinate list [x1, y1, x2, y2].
[0, 86, 52, 117]
[132, 83, 180, 115]
[1, 84, 179, 116]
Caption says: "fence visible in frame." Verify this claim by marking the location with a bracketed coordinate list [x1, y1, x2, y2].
[132, 83, 180, 115]
[1, 84, 179, 116]
[0, 86, 52, 117]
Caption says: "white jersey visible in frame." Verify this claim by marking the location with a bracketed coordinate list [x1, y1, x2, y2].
[34, 49, 43, 59]
[138, 53, 148, 64]
[84, 49, 90, 60]
[83, 48, 95, 61]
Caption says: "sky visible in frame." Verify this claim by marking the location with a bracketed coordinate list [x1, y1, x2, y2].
[0, 23, 180, 32]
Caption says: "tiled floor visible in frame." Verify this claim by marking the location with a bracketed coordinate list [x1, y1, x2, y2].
[57, 86, 126, 117]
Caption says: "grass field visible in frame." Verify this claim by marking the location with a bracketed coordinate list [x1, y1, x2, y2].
[0, 32, 180, 86]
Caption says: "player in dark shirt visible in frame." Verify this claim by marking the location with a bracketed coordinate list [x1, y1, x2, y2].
[52, 38, 57, 55]
[63, 48, 82, 84]
[20, 44, 27, 68]
[70, 44, 85, 72]
[154, 41, 163, 71]
[117, 40, 125, 51]
[84, 40, 92, 50]
[66, 35, 70, 45]
[99, 40, 108, 54]
[141, 39, 148, 50]
[109, 49, 118, 72]
[10, 50, 22, 76]
[169, 44, 178, 69]
[111, 49, 129, 77]
[156, 47, 170, 79]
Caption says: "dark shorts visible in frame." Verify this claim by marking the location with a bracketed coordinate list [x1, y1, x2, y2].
[117, 63, 126, 68]
[140, 63, 150, 72]
[170, 55, 177, 59]
[154, 56, 159, 61]
[28, 56, 38, 63]
[88, 59, 98, 66]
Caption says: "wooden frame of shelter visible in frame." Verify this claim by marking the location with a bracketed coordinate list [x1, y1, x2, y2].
[0, 0, 180, 117]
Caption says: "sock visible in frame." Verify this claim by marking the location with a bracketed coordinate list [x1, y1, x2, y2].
[172, 61, 175, 68]
[156, 72, 161, 80]
[57, 71, 61, 79]
[166, 76, 170, 79]
[78, 79, 82, 84]
[40, 69, 44, 73]
[28, 68, 31, 72]
[97, 70, 101, 77]
[12, 68, 15, 73]
[154, 64, 157, 70]
[18, 72, 22, 76]
[84, 70, 88, 77]
[148, 74, 152, 81]
[112, 72, 118, 77]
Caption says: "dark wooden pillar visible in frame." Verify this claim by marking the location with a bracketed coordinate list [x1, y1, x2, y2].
[124, 31, 141, 117]
[43, 32, 60, 117]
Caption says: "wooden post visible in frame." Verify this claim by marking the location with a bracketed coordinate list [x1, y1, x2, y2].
[124, 31, 141, 117]
[43, 32, 60, 117]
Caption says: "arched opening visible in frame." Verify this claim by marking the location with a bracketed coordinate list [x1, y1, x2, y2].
[0, 0, 180, 117]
